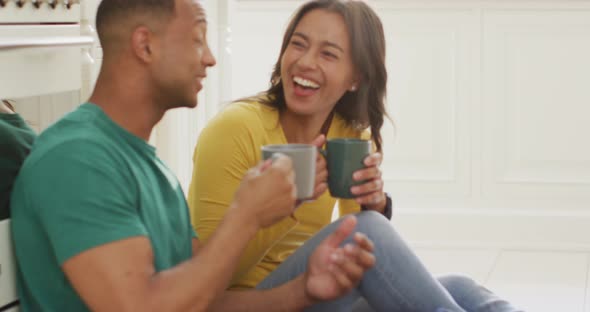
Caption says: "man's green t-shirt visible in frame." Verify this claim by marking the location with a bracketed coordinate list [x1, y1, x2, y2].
[0, 113, 36, 220]
[10, 103, 196, 311]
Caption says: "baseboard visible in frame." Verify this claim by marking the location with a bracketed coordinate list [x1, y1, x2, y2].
[391, 209, 590, 251]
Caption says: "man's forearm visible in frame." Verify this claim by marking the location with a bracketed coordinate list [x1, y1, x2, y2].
[145, 207, 260, 312]
[209, 275, 315, 312]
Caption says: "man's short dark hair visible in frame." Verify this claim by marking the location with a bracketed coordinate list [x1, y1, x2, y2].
[96, 0, 176, 51]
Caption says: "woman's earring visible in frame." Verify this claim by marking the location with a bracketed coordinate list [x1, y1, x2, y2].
[350, 85, 357, 92]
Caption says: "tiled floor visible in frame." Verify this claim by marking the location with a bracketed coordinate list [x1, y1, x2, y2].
[413, 247, 590, 312]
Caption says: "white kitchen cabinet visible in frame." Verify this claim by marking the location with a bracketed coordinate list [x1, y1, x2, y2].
[0, 1, 92, 100]
[0, 25, 90, 99]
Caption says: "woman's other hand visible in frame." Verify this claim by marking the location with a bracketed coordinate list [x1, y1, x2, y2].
[350, 153, 387, 213]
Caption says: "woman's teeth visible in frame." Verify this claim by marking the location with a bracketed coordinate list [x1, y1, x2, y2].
[293, 76, 320, 89]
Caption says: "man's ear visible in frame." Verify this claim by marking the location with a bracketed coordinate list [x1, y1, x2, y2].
[130, 26, 155, 63]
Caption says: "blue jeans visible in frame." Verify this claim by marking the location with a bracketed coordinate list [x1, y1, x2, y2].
[256, 211, 522, 312]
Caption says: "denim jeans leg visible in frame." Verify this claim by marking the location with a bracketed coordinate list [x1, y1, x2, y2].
[257, 211, 465, 312]
[257, 211, 518, 312]
[437, 275, 524, 312]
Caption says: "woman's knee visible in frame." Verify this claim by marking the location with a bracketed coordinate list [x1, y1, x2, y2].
[353, 210, 393, 234]
[354, 210, 389, 228]
[347, 210, 404, 250]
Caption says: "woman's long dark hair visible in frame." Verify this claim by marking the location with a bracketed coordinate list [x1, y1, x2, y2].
[250, 0, 388, 152]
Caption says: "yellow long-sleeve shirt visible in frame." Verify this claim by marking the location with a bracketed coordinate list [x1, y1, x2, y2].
[188, 100, 368, 289]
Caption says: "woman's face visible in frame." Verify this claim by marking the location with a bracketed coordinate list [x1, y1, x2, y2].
[280, 9, 357, 117]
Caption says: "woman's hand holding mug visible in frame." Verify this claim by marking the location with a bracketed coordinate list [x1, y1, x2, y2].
[350, 153, 387, 213]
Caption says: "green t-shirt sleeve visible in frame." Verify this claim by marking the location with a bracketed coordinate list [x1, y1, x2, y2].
[29, 140, 148, 265]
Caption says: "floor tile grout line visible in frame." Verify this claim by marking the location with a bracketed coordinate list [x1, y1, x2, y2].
[483, 248, 503, 285]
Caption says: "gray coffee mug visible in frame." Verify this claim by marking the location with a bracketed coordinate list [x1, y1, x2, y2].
[261, 144, 317, 200]
[321, 138, 371, 198]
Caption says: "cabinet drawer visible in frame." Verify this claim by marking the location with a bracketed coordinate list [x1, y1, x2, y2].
[0, 220, 18, 308]
[0, 25, 92, 99]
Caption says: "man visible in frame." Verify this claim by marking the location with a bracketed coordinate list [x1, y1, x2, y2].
[10, 0, 375, 311]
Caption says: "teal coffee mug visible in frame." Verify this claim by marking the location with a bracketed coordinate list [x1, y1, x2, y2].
[261, 144, 317, 200]
[322, 138, 371, 199]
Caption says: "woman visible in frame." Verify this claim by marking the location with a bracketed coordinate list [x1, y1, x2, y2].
[0, 100, 36, 220]
[188, 1, 520, 311]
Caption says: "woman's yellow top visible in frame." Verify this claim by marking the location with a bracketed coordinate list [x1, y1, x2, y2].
[187, 100, 368, 289]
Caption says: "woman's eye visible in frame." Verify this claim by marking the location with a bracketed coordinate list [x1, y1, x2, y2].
[322, 51, 337, 59]
[291, 40, 305, 48]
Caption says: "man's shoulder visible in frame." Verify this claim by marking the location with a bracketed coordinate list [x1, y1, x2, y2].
[19, 139, 110, 186]
[23, 108, 115, 176]
[36, 103, 105, 144]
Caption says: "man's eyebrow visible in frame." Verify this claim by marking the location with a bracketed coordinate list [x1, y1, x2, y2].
[195, 16, 207, 24]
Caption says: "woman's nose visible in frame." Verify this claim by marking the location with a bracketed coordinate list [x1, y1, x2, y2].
[296, 50, 318, 70]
